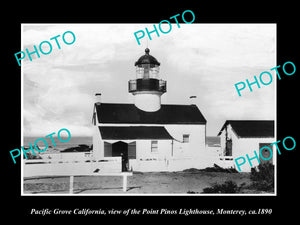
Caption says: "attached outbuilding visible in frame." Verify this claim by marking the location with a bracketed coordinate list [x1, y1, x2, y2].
[217, 120, 275, 172]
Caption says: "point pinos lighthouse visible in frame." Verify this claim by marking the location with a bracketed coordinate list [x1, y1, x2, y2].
[92, 48, 215, 172]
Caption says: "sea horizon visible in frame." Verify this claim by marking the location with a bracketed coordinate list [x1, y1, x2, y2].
[23, 136, 93, 152]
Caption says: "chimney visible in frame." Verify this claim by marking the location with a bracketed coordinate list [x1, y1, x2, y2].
[95, 93, 101, 105]
[189, 96, 197, 105]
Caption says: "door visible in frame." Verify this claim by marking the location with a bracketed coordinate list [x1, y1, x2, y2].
[225, 139, 232, 156]
[112, 141, 128, 171]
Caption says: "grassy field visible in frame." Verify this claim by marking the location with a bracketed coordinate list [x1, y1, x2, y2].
[23, 169, 271, 194]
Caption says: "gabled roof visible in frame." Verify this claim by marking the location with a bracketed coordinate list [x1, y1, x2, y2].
[99, 126, 173, 140]
[217, 120, 274, 138]
[95, 103, 206, 125]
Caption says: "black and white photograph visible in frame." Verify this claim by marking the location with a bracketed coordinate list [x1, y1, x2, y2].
[4, 4, 298, 220]
[21, 23, 277, 195]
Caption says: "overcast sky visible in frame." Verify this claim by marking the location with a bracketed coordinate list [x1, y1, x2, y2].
[22, 23, 276, 136]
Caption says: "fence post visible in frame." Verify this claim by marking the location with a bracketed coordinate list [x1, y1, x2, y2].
[69, 175, 74, 194]
[122, 173, 127, 192]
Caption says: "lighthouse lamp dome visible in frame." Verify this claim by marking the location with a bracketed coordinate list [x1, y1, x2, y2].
[135, 48, 160, 79]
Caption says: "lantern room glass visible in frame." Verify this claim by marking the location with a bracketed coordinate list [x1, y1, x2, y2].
[136, 64, 160, 79]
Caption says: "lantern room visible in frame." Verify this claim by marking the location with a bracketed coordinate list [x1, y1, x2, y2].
[128, 48, 167, 112]
[135, 47, 160, 79]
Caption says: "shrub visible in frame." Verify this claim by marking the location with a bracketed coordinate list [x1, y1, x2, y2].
[61, 144, 92, 152]
[187, 191, 200, 194]
[23, 152, 42, 159]
[183, 164, 238, 173]
[202, 180, 240, 193]
[250, 162, 274, 192]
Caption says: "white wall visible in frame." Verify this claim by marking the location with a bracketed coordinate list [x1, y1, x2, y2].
[40, 152, 92, 161]
[219, 124, 275, 172]
[165, 124, 206, 158]
[23, 157, 122, 177]
[92, 126, 103, 159]
[134, 93, 161, 112]
[136, 140, 172, 160]
[93, 123, 206, 159]
[92, 115, 208, 171]
[232, 137, 275, 172]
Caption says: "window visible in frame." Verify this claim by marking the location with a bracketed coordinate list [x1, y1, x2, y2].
[151, 141, 158, 153]
[183, 134, 190, 143]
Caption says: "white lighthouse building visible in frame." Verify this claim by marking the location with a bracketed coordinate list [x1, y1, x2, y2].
[92, 48, 215, 172]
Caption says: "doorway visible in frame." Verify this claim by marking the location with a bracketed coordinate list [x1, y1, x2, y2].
[112, 141, 128, 171]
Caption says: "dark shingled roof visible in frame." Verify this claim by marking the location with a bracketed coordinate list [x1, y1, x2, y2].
[218, 120, 274, 138]
[95, 103, 206, 124]
[99, 126, 173, 140]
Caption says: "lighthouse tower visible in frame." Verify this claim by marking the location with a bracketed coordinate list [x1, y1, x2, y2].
[128, 48, 166, 112]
